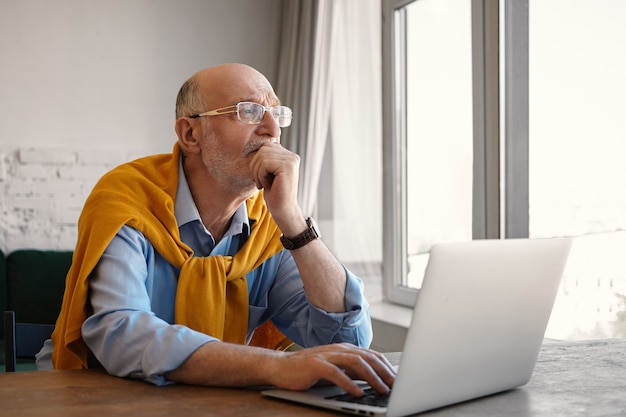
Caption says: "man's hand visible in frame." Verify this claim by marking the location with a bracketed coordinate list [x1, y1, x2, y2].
[247, 142, 303, 233]
[267, 343, 396, 397]
[166, 342, 396, 397]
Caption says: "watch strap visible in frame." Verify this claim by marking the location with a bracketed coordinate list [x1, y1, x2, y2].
[280, 217, 320, 250]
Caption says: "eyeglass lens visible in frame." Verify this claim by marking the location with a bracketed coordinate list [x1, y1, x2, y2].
[238, 102, 292, 127]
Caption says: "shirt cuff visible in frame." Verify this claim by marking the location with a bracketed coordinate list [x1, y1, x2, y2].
[307, 268, 372, 346]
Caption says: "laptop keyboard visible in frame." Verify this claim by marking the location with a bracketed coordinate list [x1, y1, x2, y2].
[326, 388, 391, 408]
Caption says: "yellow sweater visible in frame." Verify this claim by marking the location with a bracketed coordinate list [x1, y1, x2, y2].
[51, 143, 283, 369]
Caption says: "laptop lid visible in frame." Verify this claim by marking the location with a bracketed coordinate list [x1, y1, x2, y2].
[263, 238, 572, 417]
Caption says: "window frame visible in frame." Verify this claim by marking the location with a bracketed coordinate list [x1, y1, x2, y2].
[382, 0, 525, 307]
[382, 0, 413, 306]
[503, 0, 530, 239]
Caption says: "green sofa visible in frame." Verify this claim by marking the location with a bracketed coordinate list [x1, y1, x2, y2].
[1, 249, 73, 371]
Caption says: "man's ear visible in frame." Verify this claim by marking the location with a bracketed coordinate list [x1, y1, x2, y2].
[175, 117, 201, 154]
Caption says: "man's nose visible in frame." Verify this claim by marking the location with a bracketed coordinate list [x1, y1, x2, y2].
[257, 111, 281, 139]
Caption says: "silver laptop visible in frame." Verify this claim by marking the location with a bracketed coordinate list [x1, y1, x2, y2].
[262, 238, 572, 417]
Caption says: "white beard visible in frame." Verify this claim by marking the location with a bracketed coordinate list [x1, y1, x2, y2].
[199, 128, 258, 197]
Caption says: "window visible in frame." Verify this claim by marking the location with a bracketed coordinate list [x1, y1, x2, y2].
[383, 0, 496, 306]
[528, 0, 626, 339]
[382, 0, 626, 339]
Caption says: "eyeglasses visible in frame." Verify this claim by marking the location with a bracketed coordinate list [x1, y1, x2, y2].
[189, 101, 293, 128]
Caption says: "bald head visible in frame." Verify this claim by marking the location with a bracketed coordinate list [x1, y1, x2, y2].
[175, 63, 277, 119]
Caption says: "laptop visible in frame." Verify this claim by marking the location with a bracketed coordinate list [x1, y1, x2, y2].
[262, 238, 572, 417]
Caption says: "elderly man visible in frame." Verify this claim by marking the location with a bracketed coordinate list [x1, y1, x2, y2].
[37, 63, 395, 397]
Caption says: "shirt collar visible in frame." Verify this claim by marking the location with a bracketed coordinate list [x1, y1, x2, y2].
[174, 156, 251, 237]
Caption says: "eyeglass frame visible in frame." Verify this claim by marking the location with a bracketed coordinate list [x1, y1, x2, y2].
[188, 101, 293, 128]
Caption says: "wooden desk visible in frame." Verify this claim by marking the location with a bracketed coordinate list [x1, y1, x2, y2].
[1, 338, 625, 417]
[0, 367, 340, 417]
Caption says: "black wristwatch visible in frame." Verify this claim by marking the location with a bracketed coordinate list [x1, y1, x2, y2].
[280, 217, 321, 250]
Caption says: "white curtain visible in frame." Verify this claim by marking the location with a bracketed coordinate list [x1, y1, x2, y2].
[330, 0, 382, 263]
[275, 0, 338, 217]
[275, 0, 382, 264]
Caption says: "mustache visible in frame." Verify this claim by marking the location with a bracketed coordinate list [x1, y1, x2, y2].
[243, 139, 268, 157]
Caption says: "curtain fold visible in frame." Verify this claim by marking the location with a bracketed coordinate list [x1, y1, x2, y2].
[329, 0, 382, 262]
[275, 0, 338, 217]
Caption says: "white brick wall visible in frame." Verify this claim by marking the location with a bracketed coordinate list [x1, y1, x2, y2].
[0, 147, 136, 253]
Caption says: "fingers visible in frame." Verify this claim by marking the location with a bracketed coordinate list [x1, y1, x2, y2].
[247, 143, 301, 224]
[248, 143, 299, 193]
[329, 346, 396, 394]
[317, 361, 367, 397]
[276, 344, 397, 397]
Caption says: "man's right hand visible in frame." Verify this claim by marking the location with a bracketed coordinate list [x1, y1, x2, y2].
[165, 341, 396, 397]
[266, 343, 396, 397]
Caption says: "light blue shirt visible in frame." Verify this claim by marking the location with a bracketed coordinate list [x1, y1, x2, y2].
[37, 160, 371, 385]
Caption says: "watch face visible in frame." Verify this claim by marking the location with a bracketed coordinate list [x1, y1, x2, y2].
[308, 217, 320, 237]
